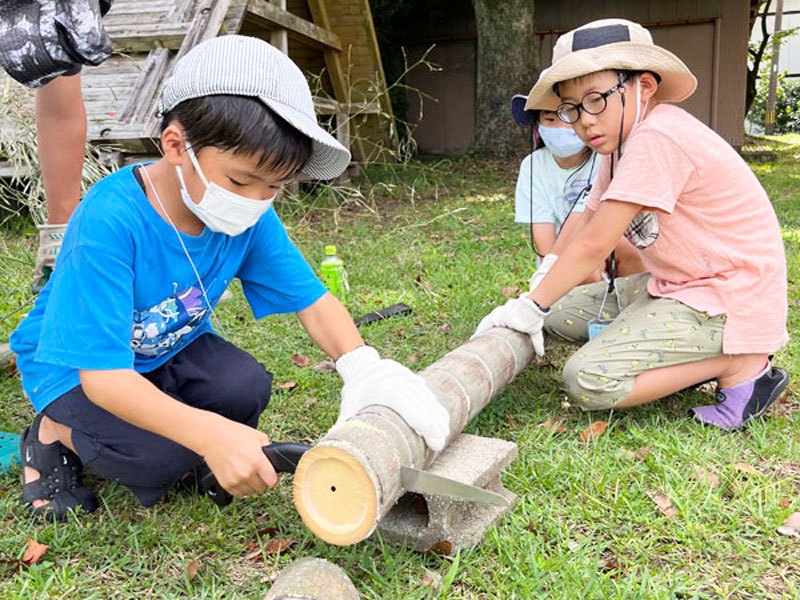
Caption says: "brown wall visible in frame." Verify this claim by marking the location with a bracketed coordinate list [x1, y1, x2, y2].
[535, 0, 749, 146]
[404, 0, 749, 152]
[406, 40, 477, 154]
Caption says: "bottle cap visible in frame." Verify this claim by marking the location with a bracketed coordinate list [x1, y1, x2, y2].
[325, 245, 336, 255]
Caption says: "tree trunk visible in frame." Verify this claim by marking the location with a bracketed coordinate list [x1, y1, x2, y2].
[746, 0, 772, 116]
[471, 0, 538, 156]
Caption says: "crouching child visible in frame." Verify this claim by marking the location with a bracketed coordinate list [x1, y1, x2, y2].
[10, 36, 451, 520]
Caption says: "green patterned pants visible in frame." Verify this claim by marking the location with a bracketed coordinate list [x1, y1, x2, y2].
[543, 273, 726, 410]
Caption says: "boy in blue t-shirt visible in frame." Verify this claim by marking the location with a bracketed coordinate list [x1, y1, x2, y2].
[10, 35, 450, 520]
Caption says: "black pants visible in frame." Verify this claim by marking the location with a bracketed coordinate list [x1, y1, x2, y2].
[43, 333, 272, 507]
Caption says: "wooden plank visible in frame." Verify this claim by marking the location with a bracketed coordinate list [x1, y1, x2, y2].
[87, 122, 160, 153]
[119, 48, 171, 123]
[223, 0, 251, 33]
[140, 0, 233, 137]
[246, 0, 342, 51]
[269, 0, 289, 54]
[168, 0, 195, 21]
[105, 23, 190, 51]
[307, 0, 348, 103]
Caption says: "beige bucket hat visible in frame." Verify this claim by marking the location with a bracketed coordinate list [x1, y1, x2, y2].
[525, 18, 697, 111]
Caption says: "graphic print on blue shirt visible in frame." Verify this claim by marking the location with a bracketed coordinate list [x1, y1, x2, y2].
[131, 285, 209, 357]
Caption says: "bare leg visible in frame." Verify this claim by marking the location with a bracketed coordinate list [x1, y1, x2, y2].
[23, 415, 75, 508]
[35, 73, 87, 224]
[615, 353, 769, 408]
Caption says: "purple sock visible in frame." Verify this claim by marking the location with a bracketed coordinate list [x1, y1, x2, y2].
[690, 363, 784, 430]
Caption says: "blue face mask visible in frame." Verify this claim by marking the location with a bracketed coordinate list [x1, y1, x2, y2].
[538, 125, 587, 158]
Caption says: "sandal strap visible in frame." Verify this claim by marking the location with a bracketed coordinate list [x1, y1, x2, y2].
[20, 416, 88, 511]
[32, 487, 99, 521]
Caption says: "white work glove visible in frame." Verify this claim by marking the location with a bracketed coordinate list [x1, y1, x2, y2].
[528, 253, 558, 292]
[335, 346, 450, 452]
[471, 296, 548, 356]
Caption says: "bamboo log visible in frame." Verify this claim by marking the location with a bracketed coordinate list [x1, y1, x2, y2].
[264, 557, 359, 600]
[293, 328, 533, 545]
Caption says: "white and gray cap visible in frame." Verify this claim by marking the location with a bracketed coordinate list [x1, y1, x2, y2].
[159, 35, 351, 180]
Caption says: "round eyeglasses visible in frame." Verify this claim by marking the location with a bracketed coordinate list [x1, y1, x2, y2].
[556, 82, 625, 124]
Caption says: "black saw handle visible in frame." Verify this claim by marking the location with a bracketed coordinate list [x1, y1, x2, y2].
[201, 442, 311, 507]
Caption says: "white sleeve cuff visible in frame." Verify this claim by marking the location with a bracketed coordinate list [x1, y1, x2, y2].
[335, 345, 381, 383]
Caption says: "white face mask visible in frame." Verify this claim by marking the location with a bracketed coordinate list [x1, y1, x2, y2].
[176, 144, 276, 236]
[538, 125, 587, 158]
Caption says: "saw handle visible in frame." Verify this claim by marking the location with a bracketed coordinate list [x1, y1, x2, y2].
[201, 442, 311, 507]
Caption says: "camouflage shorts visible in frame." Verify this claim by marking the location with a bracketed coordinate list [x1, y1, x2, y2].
[0, 0, 114, 88]
[544, 273, 726, 410]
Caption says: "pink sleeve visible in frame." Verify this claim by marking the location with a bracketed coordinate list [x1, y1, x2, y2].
[585, 154, 611, 211]
[600, 129, 696, 213]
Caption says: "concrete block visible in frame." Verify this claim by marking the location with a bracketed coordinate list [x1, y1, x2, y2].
[377, 433, 517, 554]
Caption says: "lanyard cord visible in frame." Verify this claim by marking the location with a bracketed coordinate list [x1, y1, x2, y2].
[528, 127, 597, 261]
[141, 165, 228, 338]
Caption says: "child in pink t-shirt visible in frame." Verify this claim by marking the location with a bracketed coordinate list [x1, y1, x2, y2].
[474, 18, 789, 430]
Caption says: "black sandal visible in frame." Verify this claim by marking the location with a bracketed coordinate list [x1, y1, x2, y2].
[20, 414, 98, 521]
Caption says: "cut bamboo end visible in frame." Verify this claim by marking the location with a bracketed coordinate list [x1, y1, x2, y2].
[293, 444, 379, 546]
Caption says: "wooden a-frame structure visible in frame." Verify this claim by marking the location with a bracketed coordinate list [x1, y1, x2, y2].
[2, 0, 396, 173]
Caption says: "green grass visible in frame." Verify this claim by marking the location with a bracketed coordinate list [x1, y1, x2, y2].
[1, 140, 798, 599]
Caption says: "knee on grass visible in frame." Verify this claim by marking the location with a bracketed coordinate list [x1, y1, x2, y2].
[562, 353, 629, 410]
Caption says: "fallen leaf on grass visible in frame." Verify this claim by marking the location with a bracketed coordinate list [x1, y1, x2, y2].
[524, 521, 549, 541]
[186, 559, 199, 582]
[780, 498, 791, 508]
[440, 323, 451, 333]
[276, 381, 297, 391]
[735, 462, 765, 476]
[599, 553, 622, 577]
[646, 490, 678, 519]
[502, 285, 520, 297]
[538, 419, 568, 433]
[619, 446, 651, 461]
[263, 538, 293, 554]
[426, 540, 453, 555]
[21, 540, 48, 565]
[777, 512, 800, 537]
[304, 396, 318, 408]
[312, 360, 336, 373]
[579, 421, 609, 442]
[244, 538, 293, 562]
[691, 465, 720, 488]
[290, 354, 311, 367]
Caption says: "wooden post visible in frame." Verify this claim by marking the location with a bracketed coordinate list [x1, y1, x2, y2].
[293, 327, 534, 545]
[269, 0, 289, 55]
[765, 0, 784, 135]
[264, 558, 359, 600]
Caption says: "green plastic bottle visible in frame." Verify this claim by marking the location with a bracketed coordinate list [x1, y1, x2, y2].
[320, 245, 346, 302]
